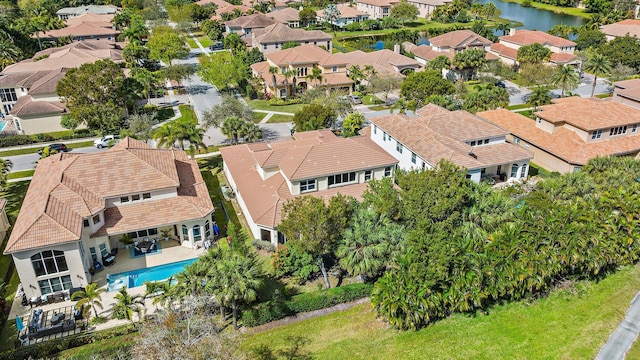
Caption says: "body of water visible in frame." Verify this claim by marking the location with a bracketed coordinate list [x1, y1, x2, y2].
[106, 258, 198, 291]
[478, 0, 585, 31]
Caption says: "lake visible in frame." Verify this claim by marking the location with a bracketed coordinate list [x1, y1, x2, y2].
[477, 0, 586, 31]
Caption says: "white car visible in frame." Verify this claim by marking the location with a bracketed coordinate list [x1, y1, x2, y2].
[94, 135, 120, 148]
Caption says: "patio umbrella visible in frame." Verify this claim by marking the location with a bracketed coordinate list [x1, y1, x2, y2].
[213, 224, 220, 236]
[15, 315, 24, 332]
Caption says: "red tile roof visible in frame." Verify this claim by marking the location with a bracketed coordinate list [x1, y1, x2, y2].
[601, 19, 640, 38]
[499, 29, 576, 47]
[536, 97, 640, 130]
[429, 30, 492, 49]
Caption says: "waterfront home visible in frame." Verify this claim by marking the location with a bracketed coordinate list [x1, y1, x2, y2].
[369, 104, 533, 183]
[356, 0, 398, 19]
[56, 4, 118, 20]
[407, 30, 498, 66]
[316, 4, 369, 28]
[268, 8, 303, 28]
[478, 97, 640, 173]
[251, 44, 353, 97]
[225, 13, 278, 38]
[489, 29, 578, 66]
[601, 19, 640, 41]
[3, 138, 214, 299]
[220, 130, 398, 245]
[252, 23, 333, 53]
[0, 40, 123, 134]
[612, 79, 640, 110]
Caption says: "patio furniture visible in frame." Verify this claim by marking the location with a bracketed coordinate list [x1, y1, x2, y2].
[50, 312, 65, 325]
[93, 260, 104, 272]
[103, 253, 115, 266]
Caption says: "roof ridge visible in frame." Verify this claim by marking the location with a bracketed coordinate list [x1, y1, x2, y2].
[125, 148, 181, 186]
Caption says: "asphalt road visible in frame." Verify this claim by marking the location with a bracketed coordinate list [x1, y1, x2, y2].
[506, 73, 611, 105]
[9, 145, 105, 172]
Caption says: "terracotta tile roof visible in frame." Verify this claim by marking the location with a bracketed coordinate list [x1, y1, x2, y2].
[499, 29, 576, 47]
[196, 0, 228, 6]
[478, 109, 640, 166]
[253, 23, 332, 44]
[429, 30, 492, 49]
[410, 45, 454, 61]
[334, 49, 420, 76]
[211, 4, 253, 19]
[409, 0, 451, 5]
[56, 5, 118, 16]
[220, 131, 396, 229]
[39, 15, 118, 39]
[225, 13, 278, 29]
[317, 72, 353, 86]
[28, 68, 69, 95]
[601, 19, 640, 38]
[370, 105, 532, 170]
[267, 44, 346, 67]
[65, 13, 114, 26]
[357, 0, 398, 6]
[489, 43, 518, 60]
[268, 8, 300, 23]
[251, 60, 287, 85]
[317, 4, 368, 19]
[536, 97, 640, 130]
[9, 96, 66, 116]
[549, 52, 577, 64]
[4, 138, 213, 253]
[613, 79, 640, 101]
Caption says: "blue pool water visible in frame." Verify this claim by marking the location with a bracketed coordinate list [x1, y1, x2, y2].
[106, 258, 198, 291]
[0, 121, 7, 132]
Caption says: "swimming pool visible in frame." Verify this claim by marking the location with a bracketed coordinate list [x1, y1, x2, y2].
[106, 258, 198, 292]
[0, 121, 7, 132]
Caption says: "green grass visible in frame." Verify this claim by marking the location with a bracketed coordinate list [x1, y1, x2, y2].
[7, 170, 34, 180]
[499, 0, 591, 18]
[334, 19, 481, 41]
[507, 104, 531, 110]
[595, 93, 612, 99]
[267, 114, 294, 123]
[68, 141, 95, 149]
[177, 105, 198, 122]
[245, 99, 305, 114]
[0, 141, 95, 157]
[253, 112, 267, 123]
[57, 332, 139, 359]
[369, 105, 386, 111]
[197, 35, 211, 48]
[157, 107, 175, 121]
[529, 162, 555, 178]
[186, 36, 198, 49]
[362, 94, 383, 106]
[244, 264, 640, 359]
[517, 109, 535, 119]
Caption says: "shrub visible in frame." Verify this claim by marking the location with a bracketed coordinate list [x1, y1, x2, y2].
[246, 84, 255, 99]
[267, 98, 303, 106]
[251, 239, 275, 252]
[0, 135, 33, 147]
[241, 283, 373, 327]
[271, 244, 318, 284]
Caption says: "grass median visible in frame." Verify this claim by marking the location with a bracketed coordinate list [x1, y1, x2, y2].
[0, 141, 95, 157]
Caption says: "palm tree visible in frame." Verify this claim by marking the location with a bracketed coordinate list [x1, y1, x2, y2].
[0, 158, 12, 190]
[551, 65, 579, 97]
[268, 66, 279, 98]
[72, 283, 105, 320]
[584, 53, 612, 97]
[216, 250, 263, 330]
[184, 124, 208, 158]
[110, 288, 145, 324]
[242, 122, 263, 143]
[527, 86, 551, 112]
[496, 22, 510, 36]
[285, 68, 297, 97]
[306, 67, 323, 88]
[0, 37, 20, 70]
[221, 116, 246, 145]
[362, 64, 377, 84]
[132, 68, 160, 101]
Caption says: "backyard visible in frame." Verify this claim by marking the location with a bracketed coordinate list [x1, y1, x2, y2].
[244, 264, 640, 359]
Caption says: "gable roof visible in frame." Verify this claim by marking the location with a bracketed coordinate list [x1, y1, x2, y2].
[478, 109, 640, 166]
[317, 4, 368, 19]
[429, 30, 492, 49]
[489, 43, 518, 60]
[9, 96, 66, 116]
[613, 79, 640, 101]
[370, 105, 532, 170]
[4, 139, 213, 254]
[601, 19, 640, 38]
[499, 29, 576, 47]
[225, 13, 278, 29]
[56, 4, 118, 16]
[410, 44, 454, 61]
[535, 97, 640, 130]
[334, 49, 420, 76]
[39, 20, 118, 39]
[253, 22, 332, 44]
[356, 0, 398, 6]
[219, 131, 397, 229]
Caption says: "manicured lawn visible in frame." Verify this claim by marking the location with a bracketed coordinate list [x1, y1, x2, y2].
[267, 114, 293, 123]
[499, 0, 591, 18]
[334, 19, 482, 41]
[68, 141, 95, 149]
[7, 170, 34, 180]
[253, 112, 267, 123]
[0, 147, 40, 157]
[157, 107, 175, 121]
[369, 105, 387, 111]
[186, 36, 198, 49]
[244, 264, 640, 359]
[595, 93, 612, 99]
[197, 35, 211, 48]
[177, 104, 198, 122]
[244, 99, 305, 114]
[361, 94, 383, 105]
[507, 104, 530, 110]
[529, 162, 556, 178]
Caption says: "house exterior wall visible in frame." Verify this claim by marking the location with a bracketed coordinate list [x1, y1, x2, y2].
[370, 124, 433, 171]
[12, 242, 86, 299]
[407, 1, 439, 18]
[223, 160, 266, 243]
[105, 187, 176, 208]
[17, 113, 64, 135]
[535, 117, 558, 133]
[564, 123, 589, 142]
[612, 94, 640, 110]
[357, 2, 390, 19]
[259, 39, 333, 53]
[509, 134, 575, 173]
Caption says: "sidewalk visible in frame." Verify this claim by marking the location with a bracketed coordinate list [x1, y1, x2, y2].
[596, 292, 640, 360]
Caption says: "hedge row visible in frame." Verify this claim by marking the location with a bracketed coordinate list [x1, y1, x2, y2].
[2, 324, 136, 360]
[0, 129, 98, 148]
[241, 283, 372, 327]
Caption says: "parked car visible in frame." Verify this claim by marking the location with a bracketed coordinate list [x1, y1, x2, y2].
[495, 81, 506, 88]
[209, 41, 224, 51]
[94, 135, 120, 148]
[38, 143, 68, 154]
[347, 95, 362, 104]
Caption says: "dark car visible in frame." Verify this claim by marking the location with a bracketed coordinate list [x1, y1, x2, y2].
[38, 143, 68, 155]
[495, 81, 506, 88]
[209, 41, 224, 51]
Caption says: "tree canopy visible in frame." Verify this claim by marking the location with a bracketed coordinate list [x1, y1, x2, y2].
[400, 70, 455, 107]
[198, 51, 248, 90]
[292, 104, 337, 132]
[147, 26, 189, 65]
[517, 43, 552, 64]
[390, 0, 419, 22]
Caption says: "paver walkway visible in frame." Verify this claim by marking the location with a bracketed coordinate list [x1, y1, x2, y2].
[596, 292, 640, 360]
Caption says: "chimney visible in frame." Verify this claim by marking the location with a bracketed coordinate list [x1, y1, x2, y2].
[509, 28, 516, 36]
[393, 43, 400, 54]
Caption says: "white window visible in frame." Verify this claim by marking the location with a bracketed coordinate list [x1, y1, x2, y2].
[411, 152, 416, 164]
[396, 141, 403, 154]
[83, 219, 90, 227]
[31, 250, 68, 277]
[120, 196, 129, 203]
[332, 66, 337, 72]
[300, 179, 316, 192]
[513, 136, 520, 144]
[520, 164, 527, 178]
[143, 193, 151, 199]
[131, 194, 141, 201]
[99, 243, 109, 258]
[384, 166, 392, 177]
[193, 225, 202, 242]
[484, 139, 489, 144]
[92, 214, 100, 224]
[591, 130, 602, 140]
[38, 275, 72, 295]
[263, 44, 267, 50]
[383, 133, 386, 141]
[205, 221, 211, 239]
[373, 125, 377, 134]
[364, 170, 372, 181]
[181, 225, 188, 239]
[470, 140, 476, 146]
[275, 43, 279, 49]
[328, 172, 356, 186]
[510, 164, 518, 178]
[609, 126, 627, 136]
[0, 88, 17, 102]
[632, 124, 638, 133]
